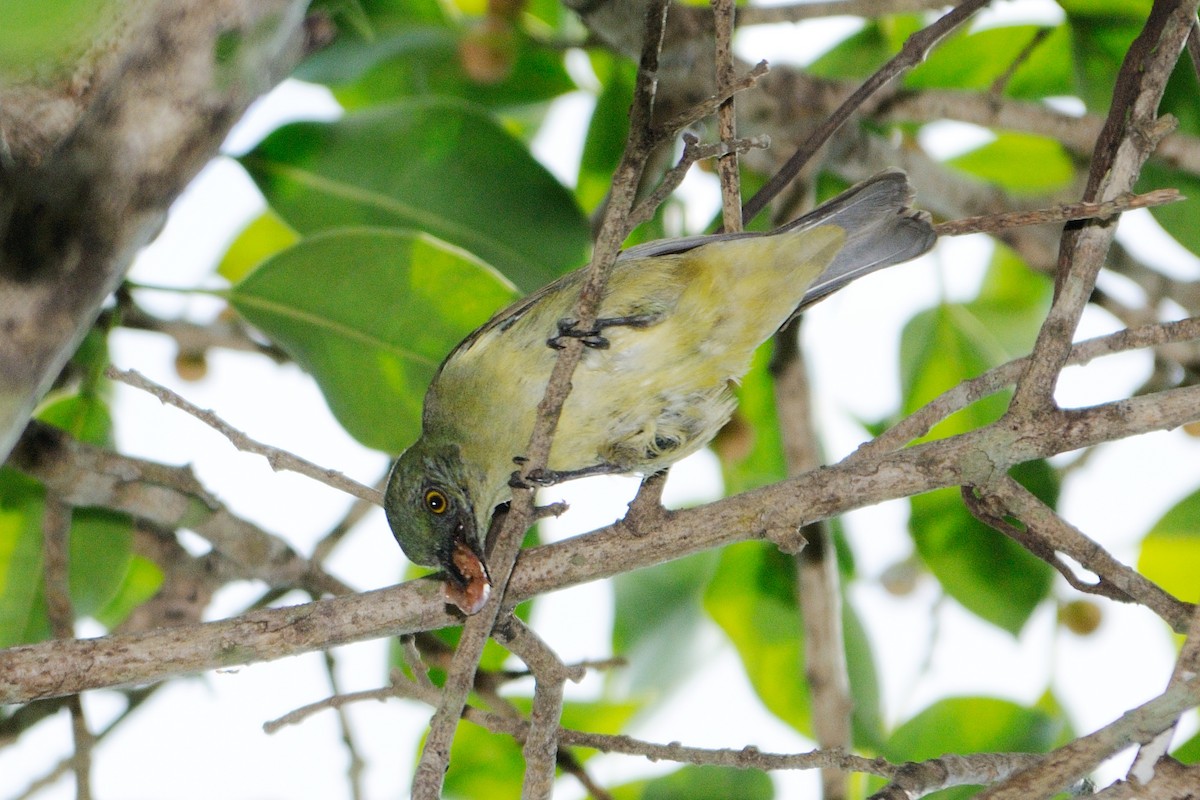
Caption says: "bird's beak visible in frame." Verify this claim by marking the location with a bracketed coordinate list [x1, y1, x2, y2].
[441, 521, 491, 615]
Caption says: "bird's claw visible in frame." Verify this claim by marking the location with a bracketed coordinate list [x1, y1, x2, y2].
[547, 318, 609, 350]
[508, 468, 558, 490]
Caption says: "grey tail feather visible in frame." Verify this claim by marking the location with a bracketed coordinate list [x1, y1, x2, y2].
[788, 169, 936, 313]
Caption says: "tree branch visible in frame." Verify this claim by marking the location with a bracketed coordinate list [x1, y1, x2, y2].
[8, 420, 352, 597]
[0, 0, 316, 462]
[107, 367, 382, 505]
[1008, 0, 1198, 415]
[5, 381, 1199, 704]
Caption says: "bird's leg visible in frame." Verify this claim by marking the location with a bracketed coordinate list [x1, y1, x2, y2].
[620, 470, 670, 537]
[547, 314, 659, 350]
[508, 458, 625, 489]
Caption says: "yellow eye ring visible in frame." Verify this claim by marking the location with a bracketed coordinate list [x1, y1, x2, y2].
[424, 488, 449, 514]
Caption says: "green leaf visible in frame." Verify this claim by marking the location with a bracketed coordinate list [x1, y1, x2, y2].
[240, 99, 590, 292]
[703, 541, 881, 744]
[1172, 727, 1200, 764]
[905, 25, 1072, 99]
[36, 392, 114, 448]
[1064, 13, 1143, 114]
[216, 208, 300, 283]
[0, 0, 127, 83]
[946, 132, 1076, 195]
[1135, 162, 1200, 258]
[68, 509, 135, 618]
[717, 342, 787, 495]
[910, 461, 1057, 635]
[899, 304, 1009, 441]
[1137, 486, 1200, 605]
[639, 765, 774, 800]
[440, 721, 524, 799]
[306, 23, 575, 112]
[808, 16, 923, 80]
[440, 697, 638, 799]
[884, 696, 1060, 800]
[0, 470, 46, 648]
[93, 555, 164, 629]
[611, 550, 719, 698]
[227, 228, 520, 452]
[578, 53, 634, 214]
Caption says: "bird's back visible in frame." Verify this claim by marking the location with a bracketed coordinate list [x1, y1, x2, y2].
[425, 170, 935, 504]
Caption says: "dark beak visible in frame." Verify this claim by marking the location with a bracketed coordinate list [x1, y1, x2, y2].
[440, 520, 491, 615]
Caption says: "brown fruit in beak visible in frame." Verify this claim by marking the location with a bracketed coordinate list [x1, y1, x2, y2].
[443, 539, 491, 615]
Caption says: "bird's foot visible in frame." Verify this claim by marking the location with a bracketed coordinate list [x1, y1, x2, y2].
[546, 314, 658, 350]
[508, 459, 626, 489]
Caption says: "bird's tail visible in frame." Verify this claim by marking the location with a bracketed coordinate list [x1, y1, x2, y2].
[784, 169, 936, 312]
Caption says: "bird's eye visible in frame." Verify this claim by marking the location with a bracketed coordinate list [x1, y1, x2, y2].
[424, 488, 449, 514]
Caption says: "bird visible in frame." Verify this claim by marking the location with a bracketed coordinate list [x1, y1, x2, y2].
[384, 169, 936, 614]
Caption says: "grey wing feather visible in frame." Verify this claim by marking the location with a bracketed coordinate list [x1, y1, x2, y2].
[618, 169, 935, 312]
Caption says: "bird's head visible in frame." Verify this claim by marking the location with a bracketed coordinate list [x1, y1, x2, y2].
[383, 439, 491, 614]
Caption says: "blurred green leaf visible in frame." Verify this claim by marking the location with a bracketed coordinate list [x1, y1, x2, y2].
[718, 343, 787, 495]
[0, 0, 126, 83]
[227, 228, 519, 453]
[68, 509, 135, 618]
[636, 765, 774, 800]
[0, 470, 46, 648]
[612, 550, 719, 698]
[217, 208, 300, 283]
[1064, 13, 1143, 114]
[1137, 486, 1200, 605]
[240, 99, 590, 292]
[1173, 727, 1200, 764]
[0, 472, 139, 646]
[93, 555, 164, 629]
[703, 541, 881, 743]
[1135, 162, 1200, 258]
[441, 722, 524, 799]
[808, 16, 923, 80]
[906, 25, 1072, 99]
[899, 304, 1009, 441]
[883, 696, 1060, 800]
[911, 461, 1057, 635]
[947, 132, 1076, 195]
[309, 25, 574, 112]
[36, 393, 113, 449]
[441, 696, 638, 798]
[578, 54, 634, 214]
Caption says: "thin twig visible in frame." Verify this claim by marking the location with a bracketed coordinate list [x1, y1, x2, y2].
[967, 478, 1192, 631]
[712, 0, 742, 232]
[11, 689, 155, 800]
[732, 0, 958, 26]
[320, 650, 366, 800]
[11, 420, 354, 598]
[1128, 582, 1200, 783]
[988, 26, 1054, 97]
[852, 315, 1200, 462]
[627, 134, 769, 230]
[656, 61, 769, 139]
[312, 471, 390, 565]
[493, 616, 581, 800]
[41, 495, 93, 800]
[741, 0, 991, 224]
[106, 367, 382, 506]
[1007, 1, 1196, 416]
[977, 676, 1200, 799]
[934, 188, 1184, 237]
[771, 322, 852, 800]
[409, 2, 674, 796]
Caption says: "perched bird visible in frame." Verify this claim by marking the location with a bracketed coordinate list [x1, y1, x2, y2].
[384, 169, 936, 614]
